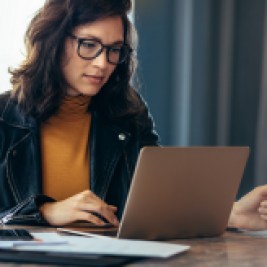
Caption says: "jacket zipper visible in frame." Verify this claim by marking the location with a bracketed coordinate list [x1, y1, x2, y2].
[6, 131, 31, 204]
[0, 214, 38, 224]
[6, 150, 20, 203]
[0, 196, 34, 224]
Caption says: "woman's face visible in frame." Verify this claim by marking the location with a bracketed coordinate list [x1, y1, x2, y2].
[61, 16, 124, 97]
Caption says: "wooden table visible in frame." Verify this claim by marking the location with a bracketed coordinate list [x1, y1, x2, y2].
[0, 226, 266, 266]
[129, 231, 264, 267]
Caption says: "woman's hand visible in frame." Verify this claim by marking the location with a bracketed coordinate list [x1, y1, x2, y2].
[228, 185, 267, 230]
[39, 190, 119, 227]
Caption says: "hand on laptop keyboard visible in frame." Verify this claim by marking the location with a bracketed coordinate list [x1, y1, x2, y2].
[39, 190, 119, 227]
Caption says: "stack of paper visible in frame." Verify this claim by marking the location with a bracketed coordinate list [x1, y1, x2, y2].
[11, 232, 190, 258]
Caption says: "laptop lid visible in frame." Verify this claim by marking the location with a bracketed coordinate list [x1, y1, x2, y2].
[117, 146, 249, 240]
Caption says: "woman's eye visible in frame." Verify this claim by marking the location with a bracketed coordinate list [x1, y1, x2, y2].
[110, 47, 122, 54]
[82, 41, 97, 49]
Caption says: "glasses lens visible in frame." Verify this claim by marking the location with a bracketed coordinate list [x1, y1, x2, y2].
[79, 39, 101, 59]
[108, 45, 129, 64]
[77, 37, 130, 64]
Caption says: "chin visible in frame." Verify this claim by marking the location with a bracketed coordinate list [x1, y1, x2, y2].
[83, 83, 105, 95]
[82, 88, 102, 96]
[69, 86, 102, 97]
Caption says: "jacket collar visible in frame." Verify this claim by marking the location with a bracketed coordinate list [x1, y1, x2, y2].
[90, 110, 131, 199]
[1, 97, 37, 129]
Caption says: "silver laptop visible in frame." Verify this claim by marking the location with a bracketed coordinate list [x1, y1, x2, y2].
[117, 146, 249, 240]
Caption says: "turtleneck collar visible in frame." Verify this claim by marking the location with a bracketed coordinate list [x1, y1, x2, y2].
[56, 95, 91, 121]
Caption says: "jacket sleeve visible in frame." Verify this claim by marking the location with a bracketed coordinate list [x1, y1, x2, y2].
[0, 93, 56, 225]
[0, 195, 55, 225]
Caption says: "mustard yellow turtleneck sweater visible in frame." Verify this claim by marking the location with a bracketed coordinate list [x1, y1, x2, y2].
[41, 95, 91, 201]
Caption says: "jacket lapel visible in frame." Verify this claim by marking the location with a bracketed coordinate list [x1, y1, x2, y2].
[1, 96, 42, 202]
[90, 111, 131, 199]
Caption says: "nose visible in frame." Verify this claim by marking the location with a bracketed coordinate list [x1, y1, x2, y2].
[91, 49, 108, 69]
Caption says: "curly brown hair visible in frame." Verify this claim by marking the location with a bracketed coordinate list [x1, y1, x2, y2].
[10, 0, 144, 122]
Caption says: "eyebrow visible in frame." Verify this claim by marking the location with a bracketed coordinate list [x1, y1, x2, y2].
[77, 34, 124, 45]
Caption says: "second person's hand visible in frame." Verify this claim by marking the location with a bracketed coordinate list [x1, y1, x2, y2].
[228, 185, 267, 230]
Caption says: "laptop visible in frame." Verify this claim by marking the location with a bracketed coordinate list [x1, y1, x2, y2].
[61, 146, 249, 240]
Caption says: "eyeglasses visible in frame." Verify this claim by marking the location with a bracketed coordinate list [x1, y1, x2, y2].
[68, 33, 132, 65]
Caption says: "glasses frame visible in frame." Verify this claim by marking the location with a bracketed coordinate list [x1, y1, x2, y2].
[68, 33, 132, 65]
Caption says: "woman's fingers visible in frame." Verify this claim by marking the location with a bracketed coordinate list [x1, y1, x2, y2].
[93, 204, 119, 226]
[77, 190, 119, 226]
[79, 202, 119, 226]
[75, 210, 106, 226]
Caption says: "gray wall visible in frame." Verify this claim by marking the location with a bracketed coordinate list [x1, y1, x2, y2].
[135, 0, 266, 196]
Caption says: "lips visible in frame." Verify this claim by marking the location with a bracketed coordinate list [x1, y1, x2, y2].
[83, 74, 104, 84]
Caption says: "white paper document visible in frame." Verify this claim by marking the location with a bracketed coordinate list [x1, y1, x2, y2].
[0, 232, 68, 248]
[14, 233, 190, 258]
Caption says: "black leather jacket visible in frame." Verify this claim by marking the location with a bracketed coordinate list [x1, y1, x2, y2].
[0, 92, 159, 225]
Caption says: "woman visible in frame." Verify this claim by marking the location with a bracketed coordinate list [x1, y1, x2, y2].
[0, 0, 159, 226]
